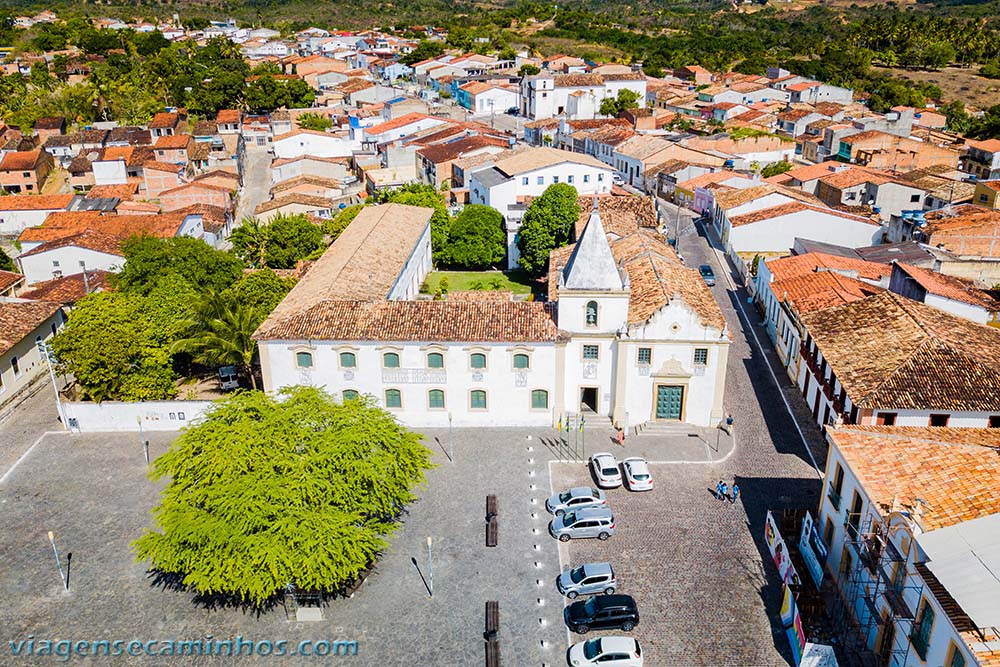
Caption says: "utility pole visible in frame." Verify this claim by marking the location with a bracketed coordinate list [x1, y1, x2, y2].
[37, 341, 67, 429]
[426, 536, 434, 598]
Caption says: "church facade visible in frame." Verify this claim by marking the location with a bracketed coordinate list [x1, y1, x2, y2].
[255, 200, 730, 428]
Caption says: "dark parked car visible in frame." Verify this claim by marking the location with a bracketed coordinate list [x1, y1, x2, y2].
[564, 594, 640, 634]
[699, 264, 716, 287]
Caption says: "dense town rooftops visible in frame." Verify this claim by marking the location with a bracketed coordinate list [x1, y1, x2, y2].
[767, 251, 891, 283]
[729, 201, 878, 228]
[493, 146, 606, 176]
[0, 270, 24, 293]
[770, 270, 883, 314]
[0, 194, 73, 211]
[799, 292, 1000, 411]
[894, 262, 1000, 310]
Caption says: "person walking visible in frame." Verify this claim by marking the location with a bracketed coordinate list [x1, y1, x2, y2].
[616, 428, 625, 447]
[731, 482, 740, 504]
[719, 481, 728, 502]
[716, 480, 724, 500]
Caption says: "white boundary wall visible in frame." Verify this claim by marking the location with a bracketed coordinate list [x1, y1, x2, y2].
[63, 400, 214, 432]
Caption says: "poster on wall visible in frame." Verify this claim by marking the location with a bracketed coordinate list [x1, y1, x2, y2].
[765, 510, 802, 586]
[799, 511, 829, 591]
[781, 584, 807, 666]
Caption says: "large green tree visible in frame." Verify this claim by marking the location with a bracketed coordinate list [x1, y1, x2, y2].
[0, 247, 14, 272]
[222, 269, 297, 323]
[132, 387, 433, 607]
[599, 89, 641, 117]
[171, 294, 262, 389]
[51, 291, 177, 402]
[446, 205, 506, 269]
[230, 214, 325, 270]
[516, 183, 580, 275]
[400, 39, 445, 66]
[115, 236, 244, 296]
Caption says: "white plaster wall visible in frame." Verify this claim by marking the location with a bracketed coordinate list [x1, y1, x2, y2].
[922, 293, 990, 325]
[557, 293, 630, 334]
[263, 341, 558, 427]
[63, 400, 213, 432]
[620, 340, 722, 427]
[271, 158, 351, 184]
[560, 337, 617, 417]
[729, 213, 881, 255]
[93, 160, 128, 186]
[0, 209, 58, 236]
[272, 134, 353, 159]
[387, 223, 432, 300]
[873, 409, 998, 427]
[19, 247, 123, 285]
[473, 88, 518, 115]
[0, 314, 61, 404]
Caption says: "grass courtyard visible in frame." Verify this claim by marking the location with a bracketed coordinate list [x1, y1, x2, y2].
[422, 270, 537, 296]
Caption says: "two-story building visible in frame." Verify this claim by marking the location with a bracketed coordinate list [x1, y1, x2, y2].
[960, 138, 1000, 180]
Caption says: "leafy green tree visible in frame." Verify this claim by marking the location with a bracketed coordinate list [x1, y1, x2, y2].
[518, 64, 541, 76]
[297, 112, 332, 131]
[222, 269, 297, 323]
[132, 386, 433, 607]
[378, 184, 452, 266]
[400, 39, 445, 66]
[761, 161, 793, 178]
[599, 88, 641, 117]
[516, 183, 580, 275]
[51, 292, 176, 402]
[231, 214, 325, 270]
[171, 294, 262, 389]
[115, 236, 244, 296]
[0, 247, 14, 272]
[446, 205, 506, 269]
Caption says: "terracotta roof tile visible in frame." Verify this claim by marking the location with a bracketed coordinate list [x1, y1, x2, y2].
[0, 149, 45, 172]
[0, 194, 73, 211]
[143, 160, 183, 173]
[0, 300, 61, 356]
[415, 135, 509, 164]
[0, 269, 24, 293]
[766, 252, 890, 283]
[729, 201, 878, 228]
[770, 271, 883, 313]
[154, 134, 192, 150]
[895, 263, 1000, 310]
[148, 112, 181, 129]
[830, 426, 1000, 531]
[799, 292, 1000, 411]
[571, 194, 657, 240]
[87, 183, 138, 200]
[19, 270, 112, 304]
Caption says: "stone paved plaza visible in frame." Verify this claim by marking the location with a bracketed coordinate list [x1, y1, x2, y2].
[0, 211, 826, 666]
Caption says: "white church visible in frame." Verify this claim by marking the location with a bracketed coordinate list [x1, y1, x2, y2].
[254, 200, 730, 428]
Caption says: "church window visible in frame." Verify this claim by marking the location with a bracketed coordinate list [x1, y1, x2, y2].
[694, 348, 708, 365]
[531, 390, 549, 409]
[585, 301, 598, 327]
[513, 353, 530, 369]
[470, 353, 487, 369]
[470, 390, 487, 410]
[342, 390, 359, 401]
[383, 352, 400, 368]
[638, 348, 651, 365]
[427, 352, 444, 368]
[295, 351, 313, 368]
[339, 351, 356, 368]
[428, 389, 445, 409]
[385, 389, 402, 408]
[583, 345, 599, 360]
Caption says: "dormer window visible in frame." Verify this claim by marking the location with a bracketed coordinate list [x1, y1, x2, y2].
[585, 301, 598, 327]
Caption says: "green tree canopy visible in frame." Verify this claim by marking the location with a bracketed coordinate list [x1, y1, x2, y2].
[221, 269, 297, 323]
[51, 291, 177, 402]
[0, 247, 14, 272]
[516, 183, 580, 275]
[132, 387, 433, 607]
[446, 205, 506, 269]
[599, 88, 641, 117]
[761, 161, 793, 178]
[171, 293, 262, 389]
[518, 64, 541, 76]
[230, 214, 325, 270]
[400, 39, 445, 66]
[115, 236, 244, 296]
[297, 112, 333, 131]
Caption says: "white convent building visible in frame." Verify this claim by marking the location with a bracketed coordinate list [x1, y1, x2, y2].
[255, 200, 730, 428]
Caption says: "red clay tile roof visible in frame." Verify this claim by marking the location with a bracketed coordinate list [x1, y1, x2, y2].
[148, 112, 181, 129]
[20, 229, 126, 257]
[0, 194, 73, 211]
[729, 201, 877, 227]
[19, 270, 112, 304]
[829, 425, 1000, 532]
[415, 135, 509, 164]
[799, 292, 1000, 411]
[216, 109, 240, 124]
[770, 271, 883, 313]
[766, 251, 889, 283]
[19, 211, 186, 246]
[0, 149, 45, 172]
[0, 300, 61, 356]
[154, 134, 192, 150]
[365, 113, 437, 137]
[87, 183, 138, 200]
[143, 160, 183, 173]
[895, 263, 1000, 310]
[0, 269, 24, 293]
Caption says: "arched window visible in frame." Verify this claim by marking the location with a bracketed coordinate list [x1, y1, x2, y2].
[385, 389, 402, 408]
[513, 353, 530, 369]
[339, 351, 356, 368]
[383, 352, 400, 368]
[531, 389, 549, 409]
[428, 389, 445, 409]
[470, 353, 487, 369]
[586, 301, 598, 327]
[470, 390, 487, 410]
[342, 389, 359, 401]
[295, 351, 313, 368]
[427, 352, 444, 368]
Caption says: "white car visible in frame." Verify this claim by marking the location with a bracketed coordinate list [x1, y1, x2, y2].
[568, 636, 643, 666]
[589, 452, 622, 488]
[622, 457, 653, 491]
[612, 173, 625, 186]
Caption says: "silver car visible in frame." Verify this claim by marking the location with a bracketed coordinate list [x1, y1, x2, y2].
[558, 562, 617, 599]
[590, 452, 622, 488]
[549, 507, 615, 542]
[545, 487, 607, 517]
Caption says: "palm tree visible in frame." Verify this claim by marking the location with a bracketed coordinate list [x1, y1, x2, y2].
[172, 294, 261, 390]
[230, 215, 270, 268]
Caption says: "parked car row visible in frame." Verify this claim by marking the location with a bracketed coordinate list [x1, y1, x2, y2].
[590, 452, 653, 492]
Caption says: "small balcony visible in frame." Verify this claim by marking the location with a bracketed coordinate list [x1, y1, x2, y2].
[828, 485, 842, 511]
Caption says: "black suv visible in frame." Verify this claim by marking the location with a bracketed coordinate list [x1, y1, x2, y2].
[564, 594, 639, 634]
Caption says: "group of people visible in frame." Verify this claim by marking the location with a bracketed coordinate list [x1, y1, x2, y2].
[716, 479, 740, 504]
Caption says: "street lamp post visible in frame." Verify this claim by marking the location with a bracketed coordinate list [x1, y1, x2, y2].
[426, 536, 433, 598]
[47, 531, 68, 591]
[448, 412, 453, 463]
[36, 341, 67, 429]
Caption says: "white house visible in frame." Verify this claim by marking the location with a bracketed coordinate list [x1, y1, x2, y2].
[254, 202, 730, 429]
[520, 72, 647, 121]
[0, 299, 64, 407]
[796, 291, 1000, 430]
[0, 194, 74, 237]
[887, 261, 1000, 326]
[818, 425, 1000, 667]
[466, 147, 615, 269]
[271, 130, 354, 160]
[361, 113, 448, 145]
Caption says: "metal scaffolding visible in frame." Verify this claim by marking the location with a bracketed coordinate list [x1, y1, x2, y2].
[826, 509, 924, 667]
